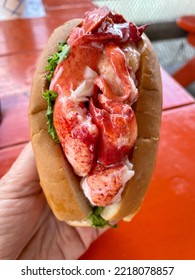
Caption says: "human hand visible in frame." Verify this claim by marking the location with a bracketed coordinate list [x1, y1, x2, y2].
[0, 143, 105, 260]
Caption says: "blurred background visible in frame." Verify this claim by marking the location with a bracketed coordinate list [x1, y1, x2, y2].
[0, 0, 46, 19]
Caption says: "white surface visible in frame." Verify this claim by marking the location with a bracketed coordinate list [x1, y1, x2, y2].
[93, 0, 195, 23]
[0, 0, 45, 20]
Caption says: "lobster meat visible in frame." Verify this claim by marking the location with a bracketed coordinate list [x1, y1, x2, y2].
[51, 6, 146, 206]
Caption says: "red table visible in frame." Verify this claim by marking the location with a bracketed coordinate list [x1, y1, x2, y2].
[0, 0, 195, 260]
[81, 104, 195, 260]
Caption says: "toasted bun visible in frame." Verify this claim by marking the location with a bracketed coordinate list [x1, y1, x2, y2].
[29, 19, 162, 225]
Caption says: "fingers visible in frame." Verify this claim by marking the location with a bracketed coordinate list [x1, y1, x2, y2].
[75, 225, 109, 254]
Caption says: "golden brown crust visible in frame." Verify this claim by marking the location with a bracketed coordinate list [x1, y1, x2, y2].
[29, 20, 162, 224]
[29, 19, 92, 221]
[102, 35, 162, 221]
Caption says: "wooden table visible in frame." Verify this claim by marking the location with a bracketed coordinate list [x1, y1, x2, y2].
[0, 1, 195, 260]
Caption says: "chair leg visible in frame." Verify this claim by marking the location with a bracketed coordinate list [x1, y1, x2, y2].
[172, 57, 195, 87]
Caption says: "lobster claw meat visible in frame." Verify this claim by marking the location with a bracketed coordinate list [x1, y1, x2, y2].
[97, 42, 138, 104]
[83, 6, 111, 33]
[53, 96, 98, 177]
[68, 6, 111, 46]
[81, 162, 135, 206]
[67, 6, 147, 46]
[129, 22, 149, 42]
[89, 96, 137, 166]
[105, 43, 138, 103]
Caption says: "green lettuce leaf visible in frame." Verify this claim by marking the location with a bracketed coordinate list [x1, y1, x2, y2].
[45, 42, 70, 82]
[58, 43, 70, 63]
[42, 90, 59, 143]
[88, 207, 117, 228]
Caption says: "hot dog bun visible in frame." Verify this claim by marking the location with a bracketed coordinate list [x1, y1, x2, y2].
[29, 18, 162, 225]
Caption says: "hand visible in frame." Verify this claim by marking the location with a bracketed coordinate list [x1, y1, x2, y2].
[0, 143, 105, 260]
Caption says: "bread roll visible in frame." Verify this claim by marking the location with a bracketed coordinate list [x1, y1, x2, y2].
[29, 12, 162, 226]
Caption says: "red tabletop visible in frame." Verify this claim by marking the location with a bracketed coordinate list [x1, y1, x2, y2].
[0, 0, 195, 260]
[81, 104, 195, 260]
[177, 16, 195, 33]
[161, 67, 194, 109]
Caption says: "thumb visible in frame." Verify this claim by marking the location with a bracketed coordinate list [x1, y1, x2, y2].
[0, 142, 45, 260]
[0, 142, 40, 198]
